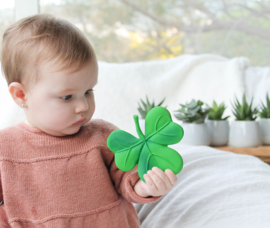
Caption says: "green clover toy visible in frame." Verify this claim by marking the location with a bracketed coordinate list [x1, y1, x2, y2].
[107, 106, 184, 182]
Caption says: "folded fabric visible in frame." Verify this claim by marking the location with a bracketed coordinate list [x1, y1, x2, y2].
[133, 144, 270, 228]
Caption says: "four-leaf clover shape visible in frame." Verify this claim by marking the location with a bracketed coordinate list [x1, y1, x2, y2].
[107, 106, 184, 182]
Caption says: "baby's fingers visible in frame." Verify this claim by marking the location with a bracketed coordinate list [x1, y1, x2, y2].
[147, 169, 166, 192]
[152, 167, 172, 190]
[165, 169, 178, 186]
[143, 173, 158, 194]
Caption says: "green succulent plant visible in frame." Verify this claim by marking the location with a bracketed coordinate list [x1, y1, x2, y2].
[138, 96, 166, 119]
[231, 94, 259, 121]
[174, 99, 210, 123]
[259, 93, 270, 118]
[207, 101, 230, 120]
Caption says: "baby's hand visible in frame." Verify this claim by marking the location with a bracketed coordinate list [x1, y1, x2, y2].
[134, 167, 177, 197]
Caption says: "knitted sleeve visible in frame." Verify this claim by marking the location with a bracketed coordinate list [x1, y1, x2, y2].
[109, 160, 162, 204]
[0, 168, 11, 227]
[99, 119, 162, 204]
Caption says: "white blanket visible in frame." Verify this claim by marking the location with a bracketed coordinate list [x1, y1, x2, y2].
[133, 144, 270, 228]
[94, 54, 249, 134]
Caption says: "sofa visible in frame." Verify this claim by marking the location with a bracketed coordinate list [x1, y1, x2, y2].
[1, 54, 270, 227]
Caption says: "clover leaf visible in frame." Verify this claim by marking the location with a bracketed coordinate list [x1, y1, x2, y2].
[107, 106, 184, 182]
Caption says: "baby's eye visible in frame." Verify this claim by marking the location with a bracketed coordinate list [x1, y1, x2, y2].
[61, 95, 72, 100]
[85, 89, 93, 95]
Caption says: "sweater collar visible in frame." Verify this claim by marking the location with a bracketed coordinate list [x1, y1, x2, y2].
[17, 121, 44, 133]
[17, 121, 85, 138]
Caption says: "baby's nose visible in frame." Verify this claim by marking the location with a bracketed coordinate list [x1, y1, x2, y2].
[75, 98, 89, 113]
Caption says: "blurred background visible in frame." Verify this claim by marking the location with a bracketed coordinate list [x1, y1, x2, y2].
[1, 0, 270, 66]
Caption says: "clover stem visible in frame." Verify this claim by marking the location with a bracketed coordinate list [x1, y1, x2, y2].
[133, 115, 145, 139]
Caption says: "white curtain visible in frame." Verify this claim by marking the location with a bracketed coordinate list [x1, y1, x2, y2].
[15, 0, 39, 21]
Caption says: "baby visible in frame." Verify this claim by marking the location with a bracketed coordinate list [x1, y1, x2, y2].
[0, 14, 177, 227]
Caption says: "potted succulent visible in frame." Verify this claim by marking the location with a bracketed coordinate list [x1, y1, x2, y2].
[174, 99, 210, 146]
[258, 93, 270, 145]
[137, 96, 166, 133]
[229, 94, 261, 148]
[206, 101, 230, 146]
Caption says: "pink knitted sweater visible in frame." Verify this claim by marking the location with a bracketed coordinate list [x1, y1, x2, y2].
[0, 119, 161, 228]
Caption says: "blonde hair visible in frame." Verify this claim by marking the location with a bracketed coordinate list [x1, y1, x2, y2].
[0, 14, 96, 90]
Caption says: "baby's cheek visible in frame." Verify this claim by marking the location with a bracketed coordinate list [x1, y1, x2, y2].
[56, 108, 73, 121]
[46, 105, 72, 126]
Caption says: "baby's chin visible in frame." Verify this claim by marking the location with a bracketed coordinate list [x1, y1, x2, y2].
[43, 125, 83, 137]
[61, 126, 84, 136]
[42, 117, 91, 136]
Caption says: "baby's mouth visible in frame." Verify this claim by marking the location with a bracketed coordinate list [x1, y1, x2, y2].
[72, 117, 86, 126]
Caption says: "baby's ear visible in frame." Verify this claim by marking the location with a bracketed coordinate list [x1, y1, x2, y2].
[8, 82, 27, 107]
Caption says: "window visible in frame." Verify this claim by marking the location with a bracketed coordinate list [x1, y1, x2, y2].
[0, 1, 15, 49]
[4, 0, 270, 66]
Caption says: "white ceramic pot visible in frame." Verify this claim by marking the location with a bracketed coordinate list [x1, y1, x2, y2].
[259, 118, 270, 145]
[206, 120, 229, 146]
[179, 122, 210, 146]
[229, 121, 261, 148]
[139, 118, 145, 134]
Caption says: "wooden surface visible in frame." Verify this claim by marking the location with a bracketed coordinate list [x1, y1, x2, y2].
[213, 146, 270, 165]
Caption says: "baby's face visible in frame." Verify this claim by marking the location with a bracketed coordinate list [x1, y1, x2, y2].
[24, 60, 98, 136]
